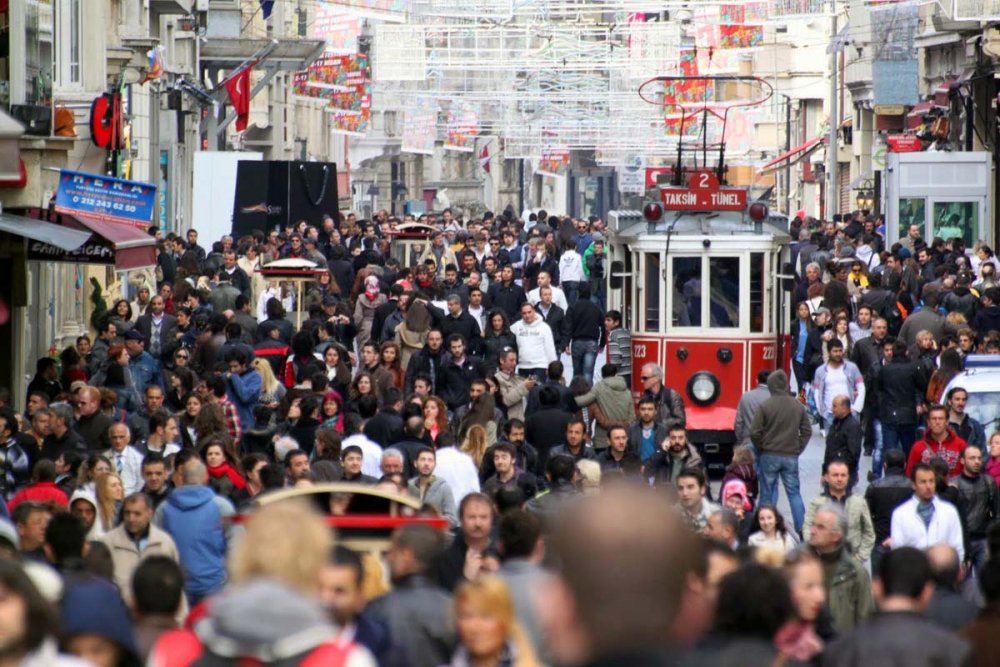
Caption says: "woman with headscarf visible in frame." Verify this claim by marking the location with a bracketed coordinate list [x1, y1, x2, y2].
[353, 275, 386, 349]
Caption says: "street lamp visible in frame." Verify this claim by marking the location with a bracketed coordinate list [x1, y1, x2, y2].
[855, 178, 874, 213]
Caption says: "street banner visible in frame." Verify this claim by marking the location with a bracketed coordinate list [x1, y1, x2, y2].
[402, 97, 437, 155]
[55, 170, 156, 227]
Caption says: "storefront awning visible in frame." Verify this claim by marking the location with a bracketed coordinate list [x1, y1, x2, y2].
[0, 213, 93, 251]
[759, 137, 824, 174]
[65, 215, 156, 271]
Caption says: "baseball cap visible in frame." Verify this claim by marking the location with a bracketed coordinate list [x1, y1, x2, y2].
[124, 329, 144, 341]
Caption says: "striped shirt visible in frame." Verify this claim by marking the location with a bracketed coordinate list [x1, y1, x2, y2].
[607, 327, 632, 375]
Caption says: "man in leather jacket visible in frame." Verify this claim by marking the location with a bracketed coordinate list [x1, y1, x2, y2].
[638, 362, 686, 430]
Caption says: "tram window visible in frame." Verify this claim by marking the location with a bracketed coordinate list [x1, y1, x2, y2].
[750, 253, 764, 333]
[709, 257, 740, 328]
[671, 257, 702, 327]
[898, 198, 926, 243]
[645, 254, 661, 332]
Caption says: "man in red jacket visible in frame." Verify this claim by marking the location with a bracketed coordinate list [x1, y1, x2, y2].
[906, 404, 967, 478]
[7, 460, 68, 513]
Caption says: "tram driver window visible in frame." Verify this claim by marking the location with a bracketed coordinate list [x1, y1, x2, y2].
[671, 257, 702, 327]
[709, 257, 740, 328]
[645, 254, 661, 332]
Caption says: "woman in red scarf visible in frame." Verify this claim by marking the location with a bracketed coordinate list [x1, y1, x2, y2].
[200, 441, 246, 500]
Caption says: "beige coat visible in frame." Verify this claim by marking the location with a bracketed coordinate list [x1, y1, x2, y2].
[102, 524, 181, 598]
[495, 370, 531, 421]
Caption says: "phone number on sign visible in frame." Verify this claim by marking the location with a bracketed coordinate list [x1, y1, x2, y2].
[70, 196, 139, 214]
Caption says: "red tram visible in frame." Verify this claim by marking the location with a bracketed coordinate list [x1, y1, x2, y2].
[606, 75, 792, 469]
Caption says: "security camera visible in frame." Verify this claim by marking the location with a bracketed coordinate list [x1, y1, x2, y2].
[702, 238, 711, 248]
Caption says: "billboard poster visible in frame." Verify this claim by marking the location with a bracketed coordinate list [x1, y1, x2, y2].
[444, 102, 479, 152]
[402, 97, 438, 155]
[54, 170, 156, 227]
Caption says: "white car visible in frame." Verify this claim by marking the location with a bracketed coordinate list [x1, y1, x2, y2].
[942, 356, 1000, 434]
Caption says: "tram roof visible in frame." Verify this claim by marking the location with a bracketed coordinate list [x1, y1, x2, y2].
[615, 215, 791, 243]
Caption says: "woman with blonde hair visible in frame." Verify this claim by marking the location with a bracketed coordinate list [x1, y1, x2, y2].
[253, 357, 286, 408]
[94, 472, 124, 534]
[461, 425, 490, 469]
[450, 577, 540, 667]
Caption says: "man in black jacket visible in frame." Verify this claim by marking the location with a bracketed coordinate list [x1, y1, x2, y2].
[953, 445, 999, 574]
[864, 449, 913, 574]
[851, 318, 888, 456]
[404, 330, 446, 395]
[525, 386, 574, 476]
[876, 339, 927, 462]
[534, 287, 566, 357]
[438, 296, 481, 356]
[487, 265, 527, 322]
[564, 282, 605, 382]
[825, 396, 863, 492]
[437, 335, 485, 413]
[363, 388, 405, 448]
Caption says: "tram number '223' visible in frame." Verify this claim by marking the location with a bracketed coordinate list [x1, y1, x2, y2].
[762, 346, 775, 361]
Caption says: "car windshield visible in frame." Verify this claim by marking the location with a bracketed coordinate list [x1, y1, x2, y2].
[964, 391, 1000, 431]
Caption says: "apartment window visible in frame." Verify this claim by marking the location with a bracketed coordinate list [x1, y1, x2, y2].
[54, 0, 82, 87]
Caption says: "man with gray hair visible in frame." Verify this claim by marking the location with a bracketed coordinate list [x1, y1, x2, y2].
[104, 423, 145, 495]
[41, 401, 86, 461]
[380, 448, 405, 476]
[102, 492, 180, 600]
[154, 457, 236, 605]
[808, 503, 874, 632]
[639, 362, 686, 430]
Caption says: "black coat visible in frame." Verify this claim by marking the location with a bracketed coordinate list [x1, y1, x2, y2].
[876, 358, 928, 425]
[404, 346, 447, 394]
[525, 407, 574, 475]
[482, 331, 516, 375]
[364, 409, 404, 448]
[864, 471, 913, 542]
[487, 281, 527, 322]
[825, 414, 863, 475]
[535, 303, 566, 354]
[438, 312, 482, 353]
[437, 357, 486, 411]
[132, 313, 179, 359]
[565, 298, 605, 343]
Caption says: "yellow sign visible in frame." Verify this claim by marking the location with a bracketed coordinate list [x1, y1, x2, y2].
[874, 104, 905, 116]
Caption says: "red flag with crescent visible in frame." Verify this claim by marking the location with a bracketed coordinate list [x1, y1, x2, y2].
[225, 63, 254, 132]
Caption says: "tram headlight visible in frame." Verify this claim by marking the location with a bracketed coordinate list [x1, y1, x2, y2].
[687, 372, 720, 407]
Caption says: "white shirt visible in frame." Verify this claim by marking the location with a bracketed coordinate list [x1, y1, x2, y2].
[890, 495, 965, 562]
[343, 433, 384, 478]
[510, 317, 557, 369]
[433, 447, 481, 506]
[527, 285, 568, 311]
[821, 365, 849, 415]
[467, 304, 486, 330]
[104, 446, 145, 496]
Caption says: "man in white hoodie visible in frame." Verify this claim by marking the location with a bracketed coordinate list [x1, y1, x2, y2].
[510, 302, 557, 383]
[558, 240, 586, 307]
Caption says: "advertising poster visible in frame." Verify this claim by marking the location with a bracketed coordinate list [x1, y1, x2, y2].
[55, 170, 157, 227]
[402, 97, 438, 155]
[444, 102, 479, 152]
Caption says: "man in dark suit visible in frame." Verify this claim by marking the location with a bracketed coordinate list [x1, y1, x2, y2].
[131, 295, 178, 363]
[221, 251, 252, 300]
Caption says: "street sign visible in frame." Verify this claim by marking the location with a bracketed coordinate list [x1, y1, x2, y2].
[645, 167, 672, 189]
[26, 236, 115, 265]
[659, 171, 747, 211]
[887, 134, 922, 152]
[874, 104, 905, 116]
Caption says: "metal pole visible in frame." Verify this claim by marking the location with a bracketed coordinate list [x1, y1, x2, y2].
[826, 0, 839, 221]
[785, 96, 792, 217]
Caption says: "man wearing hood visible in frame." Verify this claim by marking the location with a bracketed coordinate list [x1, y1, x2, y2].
[61, 579, 142, 667]
[749, 370, 813, 532]
[573, 364, 638, 451]
[153, 458, 235, 605]
[69, 487, 101, 541]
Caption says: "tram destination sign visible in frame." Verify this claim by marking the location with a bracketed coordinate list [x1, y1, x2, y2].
[660, 186, 747, 211]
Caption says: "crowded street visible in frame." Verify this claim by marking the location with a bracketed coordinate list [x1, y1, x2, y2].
[4, 0, 1000, 666]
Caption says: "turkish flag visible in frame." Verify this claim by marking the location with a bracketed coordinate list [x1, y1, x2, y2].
[225, 64, 253, 133]
[479, 144, 490, 174]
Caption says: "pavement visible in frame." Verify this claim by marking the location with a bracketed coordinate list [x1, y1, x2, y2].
[712, 422, 876, 525]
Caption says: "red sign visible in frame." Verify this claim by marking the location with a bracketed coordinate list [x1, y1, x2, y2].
[660, 186, 747, 211]
[887, 135, 922, 152]
[645, 167, 672, 189]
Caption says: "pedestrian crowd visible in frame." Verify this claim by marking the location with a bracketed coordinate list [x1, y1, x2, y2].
[0, 207, 998, 665]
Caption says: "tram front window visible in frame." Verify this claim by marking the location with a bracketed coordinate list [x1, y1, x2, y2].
[672, 257, 702, 327]
[709, 257, 740, 328]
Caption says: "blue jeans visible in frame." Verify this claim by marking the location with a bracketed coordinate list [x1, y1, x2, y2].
[881, 422, 918, 464]
[968, 538, 988, 574]
[571, 339, 599, 382]
[759, 454, 806, 532]
[562, 281, 580, 307]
